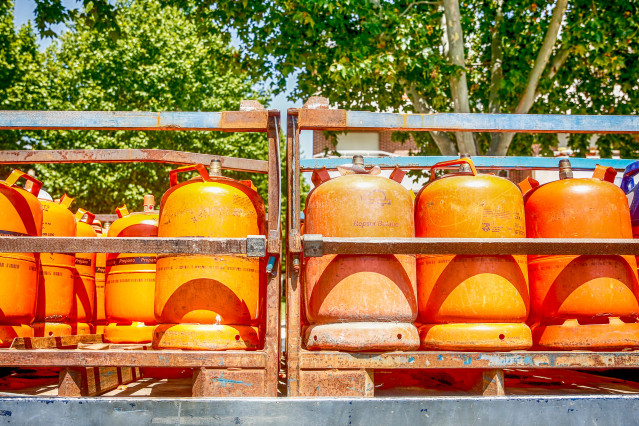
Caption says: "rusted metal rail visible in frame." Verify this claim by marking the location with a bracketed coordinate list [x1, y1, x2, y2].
[0, 236, 267, 257]
[0, 101, 282, 398]
[0, 149, 269, 173]
[297, 350, 639, 370]
[286, 97, 639, 398]
[302, 235, 639, 257]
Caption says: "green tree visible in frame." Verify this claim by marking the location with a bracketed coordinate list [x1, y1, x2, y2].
[30, 0, 270, 213]
[199, 0, 638, 157]
[0, 1, 47, 175]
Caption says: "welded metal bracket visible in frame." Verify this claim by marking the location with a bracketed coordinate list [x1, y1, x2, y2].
[247, 235, 267, 257]
[303, 234, 324, 257]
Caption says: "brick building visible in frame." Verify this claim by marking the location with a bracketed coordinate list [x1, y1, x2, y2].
[313, 131, 418, 157]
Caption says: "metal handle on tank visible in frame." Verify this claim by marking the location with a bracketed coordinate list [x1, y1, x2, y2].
[169, 164, 211, 187]
[621, 162, 639, 193]
[429, 158, 477, 181]
[5, 169, 43, 195]
[75, 207, 96, 225]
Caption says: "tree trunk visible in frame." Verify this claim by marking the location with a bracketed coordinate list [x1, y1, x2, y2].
[488, 0, 504, 151]
[488, 0, 569, 156]
[407, 85, 458, 155]
[443, 0, 476, 155]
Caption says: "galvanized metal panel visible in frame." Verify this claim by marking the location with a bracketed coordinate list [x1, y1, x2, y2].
[0, 110, 221, 130]
[300, 155, 634, 171]
[342, 111, 639, 133]
[0, 396, 638, 425]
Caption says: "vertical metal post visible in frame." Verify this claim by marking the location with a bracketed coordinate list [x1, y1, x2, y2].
[264, 111, 282, 397]
[286, 109, 302, 396]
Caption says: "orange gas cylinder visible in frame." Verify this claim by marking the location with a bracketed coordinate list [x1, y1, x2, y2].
[302, 156, 418, 351]
[104, 197, 158, 343]
[33, 194, 76, 337]
[72, 208, 97, 333]
[415, 158, 531, 351]
[153, 162, 266, 351]
[0, 170, 43, 346]
[93, 221, 107, 334]
[522, 160, 639, 350]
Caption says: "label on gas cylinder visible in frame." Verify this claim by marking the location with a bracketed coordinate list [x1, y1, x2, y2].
[156, 263, 259, 273]
[0, 229, 28, 236]
[480, 208, 525, 236]
[96, 267, 106, 273]
[74, 257, 94, 266]
[107, 256, 157, 266]
[0, 260, 36, 271]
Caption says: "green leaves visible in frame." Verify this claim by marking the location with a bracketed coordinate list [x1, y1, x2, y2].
[1, 0, 270, 213]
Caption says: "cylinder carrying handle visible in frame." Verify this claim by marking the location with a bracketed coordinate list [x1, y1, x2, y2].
[75, 208, 95, 225]
[429, 158, 477, 182]
[169, 164, 210, 187]
[115, 205, 129, 218]
[5, 170, 43, 196]
[621, 162, 639, 193]
[592, 165, 617, 183]
[518, 176, 540, 196]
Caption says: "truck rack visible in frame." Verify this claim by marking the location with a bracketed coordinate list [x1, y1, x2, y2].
[285, 96, 639, 397]
[0, 101, 282, 397]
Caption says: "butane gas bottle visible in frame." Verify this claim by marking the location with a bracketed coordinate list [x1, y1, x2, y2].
[522, 159, 639, 350]
[416, 158, 532, 351]
[302, 156, 418, 351]
[0, 170, 43, 346]
[621, 161, 639, 275]
[154, 161, 266, 350]
[33, 194, 76, 337]
[71, 208, 97, 335]
[93, 220, 107, 334]
[104, 197, 158, 343]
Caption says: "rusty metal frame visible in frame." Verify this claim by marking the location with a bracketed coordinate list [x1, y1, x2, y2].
[0, 149, 269, 173]
[285, 97, 639, 397]
[0, 102, 282, 397]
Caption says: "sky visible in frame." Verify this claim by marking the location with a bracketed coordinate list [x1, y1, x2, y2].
[12, 0, 313, 157]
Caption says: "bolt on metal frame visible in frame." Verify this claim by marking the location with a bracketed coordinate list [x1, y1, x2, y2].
[0, 100, 282, 397]
[286, 96, 639, 397]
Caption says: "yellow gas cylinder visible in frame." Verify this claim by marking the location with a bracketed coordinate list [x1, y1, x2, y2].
[71, 208, 97, 335]
[33, 194, 76, 337]
[415, 159, 531, 351]
[93, 221, 107, 334]
[104, 197, 158, 343]
[153, 162, 266, 350]
[0, 170, 43, 346]
[302, 156, 418, 351]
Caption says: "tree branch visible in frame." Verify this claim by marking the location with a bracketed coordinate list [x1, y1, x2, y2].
[443, 0, 476, 155]
[489, 0, 569, 156]
[407, 85, 458, 155]
[488, 0, 504, 150]
[399, 1, 443, 18]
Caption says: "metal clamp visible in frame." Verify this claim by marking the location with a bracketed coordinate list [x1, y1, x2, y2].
[303, 234, 324, 257]
[246, 235, 267, 257]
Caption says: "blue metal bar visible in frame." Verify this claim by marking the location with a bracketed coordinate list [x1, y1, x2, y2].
[300, 156, 636, 171]
[342, 111, 639, 133]
[0, 110, 268, 131]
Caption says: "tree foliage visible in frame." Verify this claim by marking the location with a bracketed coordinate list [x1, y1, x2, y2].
[0, 1, 47, 176]
[198, 0, 639, 157]
[25, 0, 270, 213]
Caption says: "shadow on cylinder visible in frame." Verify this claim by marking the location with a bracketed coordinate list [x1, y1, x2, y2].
[104, 197, 158, 343]
[303, 156, 419, 351]
[71, 208, 97, 335]
[0, 170, 43, 346]
[416, 158, 531, 351]
[521, 160, 639, 350]
[153, 161, 266, 351]
[33, 194, 76, 337]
